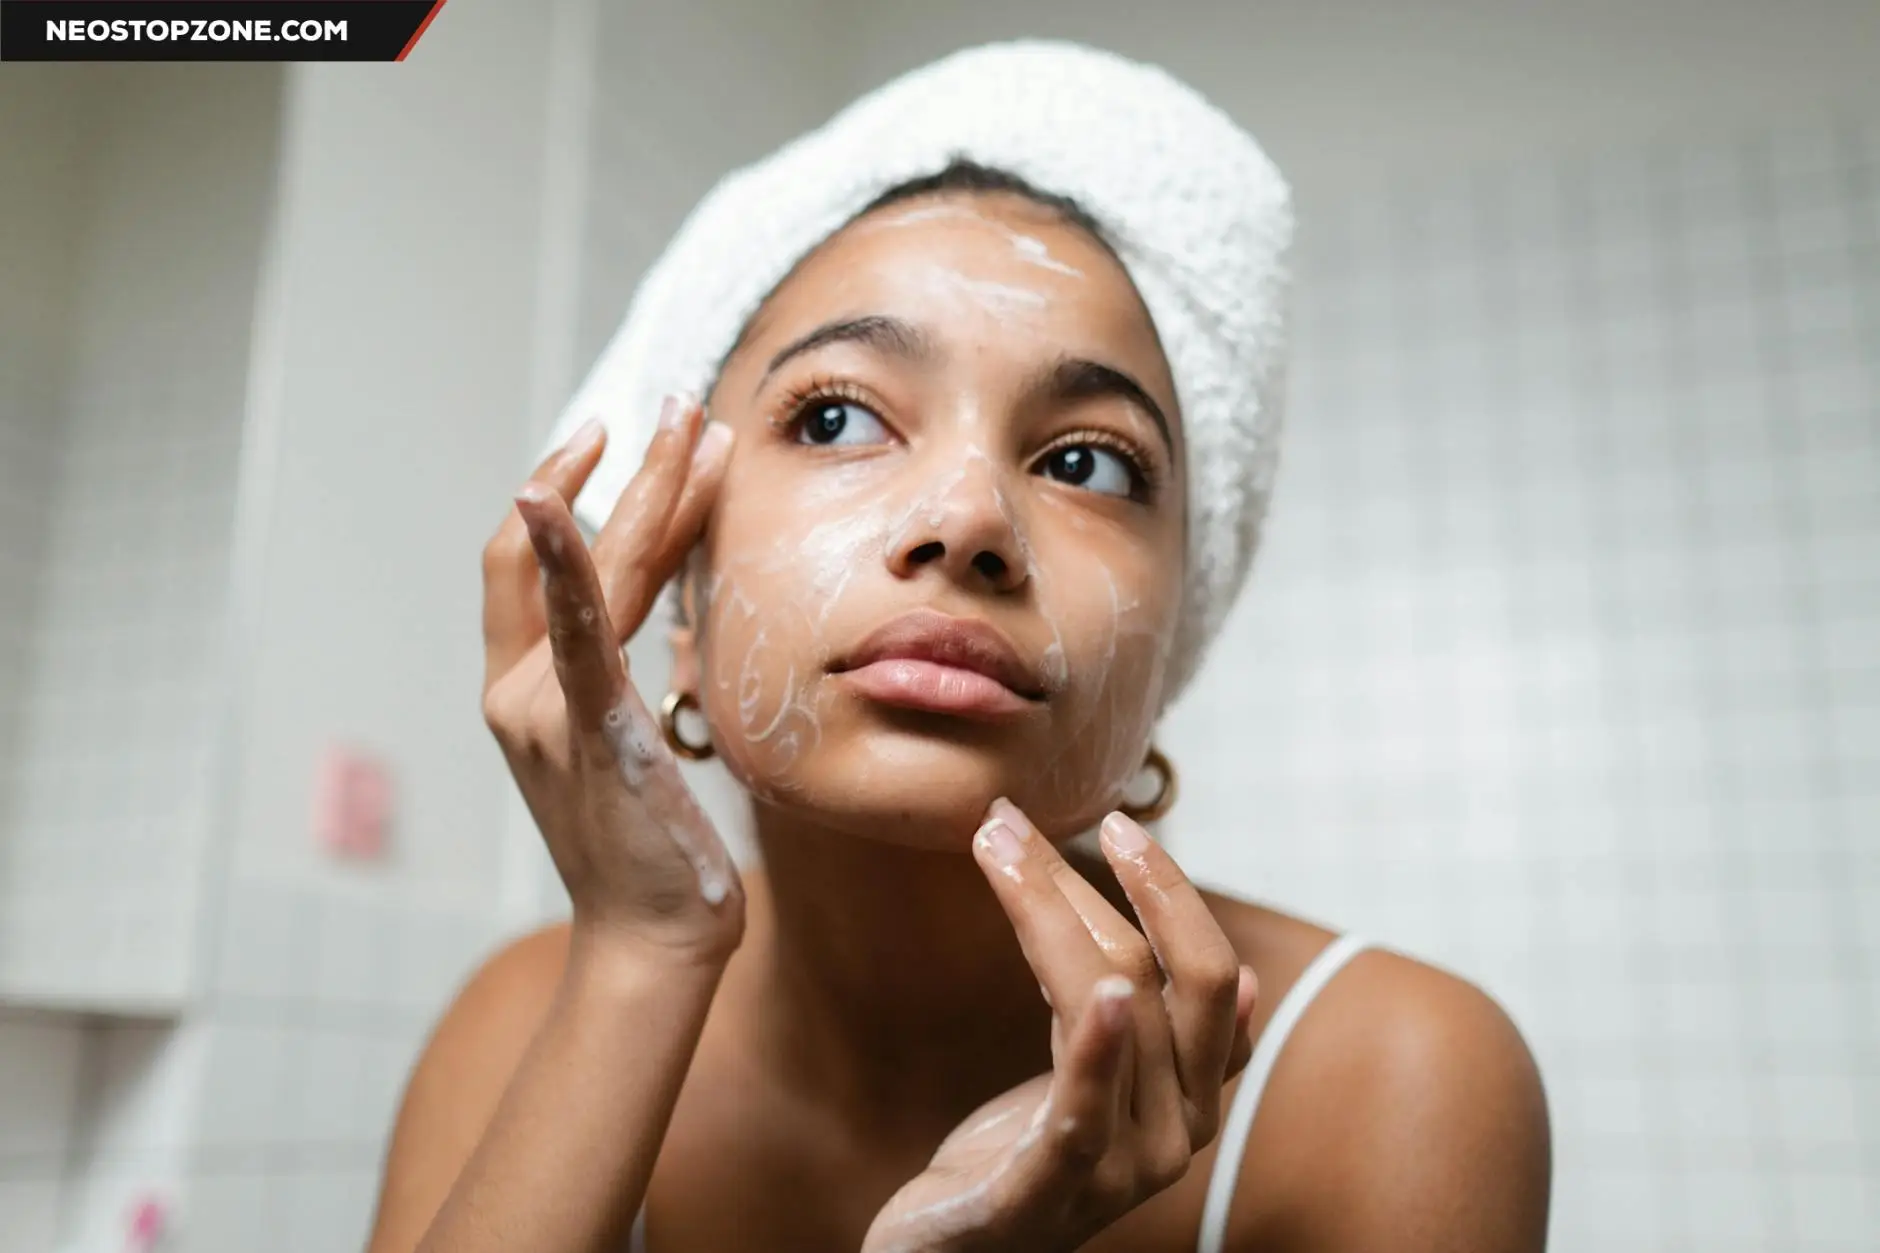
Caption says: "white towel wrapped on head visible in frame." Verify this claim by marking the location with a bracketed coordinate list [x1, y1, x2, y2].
[545, 38, 1294, 709]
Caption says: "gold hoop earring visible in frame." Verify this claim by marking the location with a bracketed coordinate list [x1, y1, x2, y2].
[659, 690, 714, 761]
[1119, 745, 1177, 824]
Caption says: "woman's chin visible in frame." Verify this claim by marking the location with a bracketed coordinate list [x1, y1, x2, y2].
[729, 740, 1107, 849]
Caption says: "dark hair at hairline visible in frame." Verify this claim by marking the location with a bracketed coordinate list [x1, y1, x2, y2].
[703, 156, 1119, 396]
[855, 156, 1114, 248]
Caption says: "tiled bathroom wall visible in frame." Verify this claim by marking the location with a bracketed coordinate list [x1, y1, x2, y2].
[0, 84, 91, 1241]
[1163, 116, 1878, 1251]
[0, 62, 279, 1251]
[0, 33, 554, 1253]
[137, 14, 570, 1247]
[0, 66, 83, 850]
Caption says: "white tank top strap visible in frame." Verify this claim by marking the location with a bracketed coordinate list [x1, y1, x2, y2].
[1193, 932, 1372, 1253]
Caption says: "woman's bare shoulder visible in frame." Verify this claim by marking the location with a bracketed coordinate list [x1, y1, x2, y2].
[413, 921, 573, 1086]
[367, 923, 573, 1252]
[1195, 891, 1551, 1251]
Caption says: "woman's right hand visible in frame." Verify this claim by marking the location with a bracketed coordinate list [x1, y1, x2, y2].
[480, 394, 743, 965]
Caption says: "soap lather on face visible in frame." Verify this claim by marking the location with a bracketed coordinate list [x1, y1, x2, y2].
[666, 183, 1185, 848]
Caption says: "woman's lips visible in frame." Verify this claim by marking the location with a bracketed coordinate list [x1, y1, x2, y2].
[831, 608, 1048, 721]
[838, 657, 1036, 720]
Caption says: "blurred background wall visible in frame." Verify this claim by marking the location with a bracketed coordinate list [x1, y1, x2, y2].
[0, 2, 1875, 1250]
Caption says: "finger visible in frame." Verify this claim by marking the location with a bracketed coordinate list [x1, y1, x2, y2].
[483, 418, 608, 688]
[588, 394, 708, 642]
[992, 801, 1184, 1141]
[1223, 966, 1259, 1082]
[971, 803, 1117, 1021]
[988, 801, 1150, 980]
[513, 482, 625, 733]
[1037, 974, 1134, 1172]
[639, 419, 734, 610]
[1099, 811, 1244, 1130]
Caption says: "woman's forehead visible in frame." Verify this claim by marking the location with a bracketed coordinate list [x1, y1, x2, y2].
[737, 194, 1178, 414]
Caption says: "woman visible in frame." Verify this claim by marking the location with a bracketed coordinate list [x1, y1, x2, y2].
[368, 41, 1550, 1253]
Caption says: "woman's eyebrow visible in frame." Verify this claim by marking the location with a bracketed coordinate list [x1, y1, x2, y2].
[752, 316, 1174, 457]
[1027, 355, 1174, 457]
[753, 314, 938, 398]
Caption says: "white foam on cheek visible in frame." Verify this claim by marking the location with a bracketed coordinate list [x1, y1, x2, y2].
[725, 467, 911, 779]
[706, 557, 830, 795]
[1041, 640, 1068, 689]
[801, 504, 890, 623]
[1031, 553, 1168, 811]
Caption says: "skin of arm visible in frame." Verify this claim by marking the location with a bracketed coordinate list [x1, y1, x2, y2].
[367, 927, 725, 1253]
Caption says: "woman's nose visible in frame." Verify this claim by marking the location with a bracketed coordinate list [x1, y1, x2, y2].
[886, 453, 1030, 594]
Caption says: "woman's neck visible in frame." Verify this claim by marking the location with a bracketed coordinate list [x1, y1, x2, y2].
[728, 799, 1059, 1137]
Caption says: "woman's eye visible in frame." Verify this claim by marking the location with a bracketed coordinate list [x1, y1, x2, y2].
[1037, 444, 1136, 497]
[795, 400, 890, 446]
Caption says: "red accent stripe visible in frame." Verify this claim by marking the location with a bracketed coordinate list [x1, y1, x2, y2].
[396, 0, 446, 61]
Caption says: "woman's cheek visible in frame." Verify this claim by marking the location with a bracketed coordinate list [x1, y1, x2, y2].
[695, 562, 829, 803]
[1029, 564, 1177, 820]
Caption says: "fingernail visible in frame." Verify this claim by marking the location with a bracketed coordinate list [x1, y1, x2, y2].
[1100, 811, 1149, 853]
[515, 481, 554, 508]
[567, 416, 605, 453]
[692, 421, 734, 468]
[976, 819, 1025, 868]
[988, 796, 1030, 840]
[656, 393, 684, 431]
[513, 493, 555, 558]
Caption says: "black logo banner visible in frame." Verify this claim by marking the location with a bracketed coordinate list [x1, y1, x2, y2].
[2, 1, 446, 61]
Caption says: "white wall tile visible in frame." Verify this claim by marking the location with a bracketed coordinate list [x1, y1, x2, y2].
[0, 1178, 63, 1253]
[171, 1171, 272, 1253]
[210, 879, 290, 1004]
[1788, 1169, 1878, 1248]
[196, 1022, 287, 1150]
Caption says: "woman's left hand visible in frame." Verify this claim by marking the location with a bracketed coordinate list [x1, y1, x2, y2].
[861, 799, 1261, 1253]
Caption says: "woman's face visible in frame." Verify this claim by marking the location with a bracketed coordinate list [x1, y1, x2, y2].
[678, 190, 1185, 846]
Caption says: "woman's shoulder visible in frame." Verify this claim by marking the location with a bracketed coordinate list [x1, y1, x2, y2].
[397, 921, 574, 1134]
[369, 923, 573, 1252]
[1191, 891, 1552, 1251]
